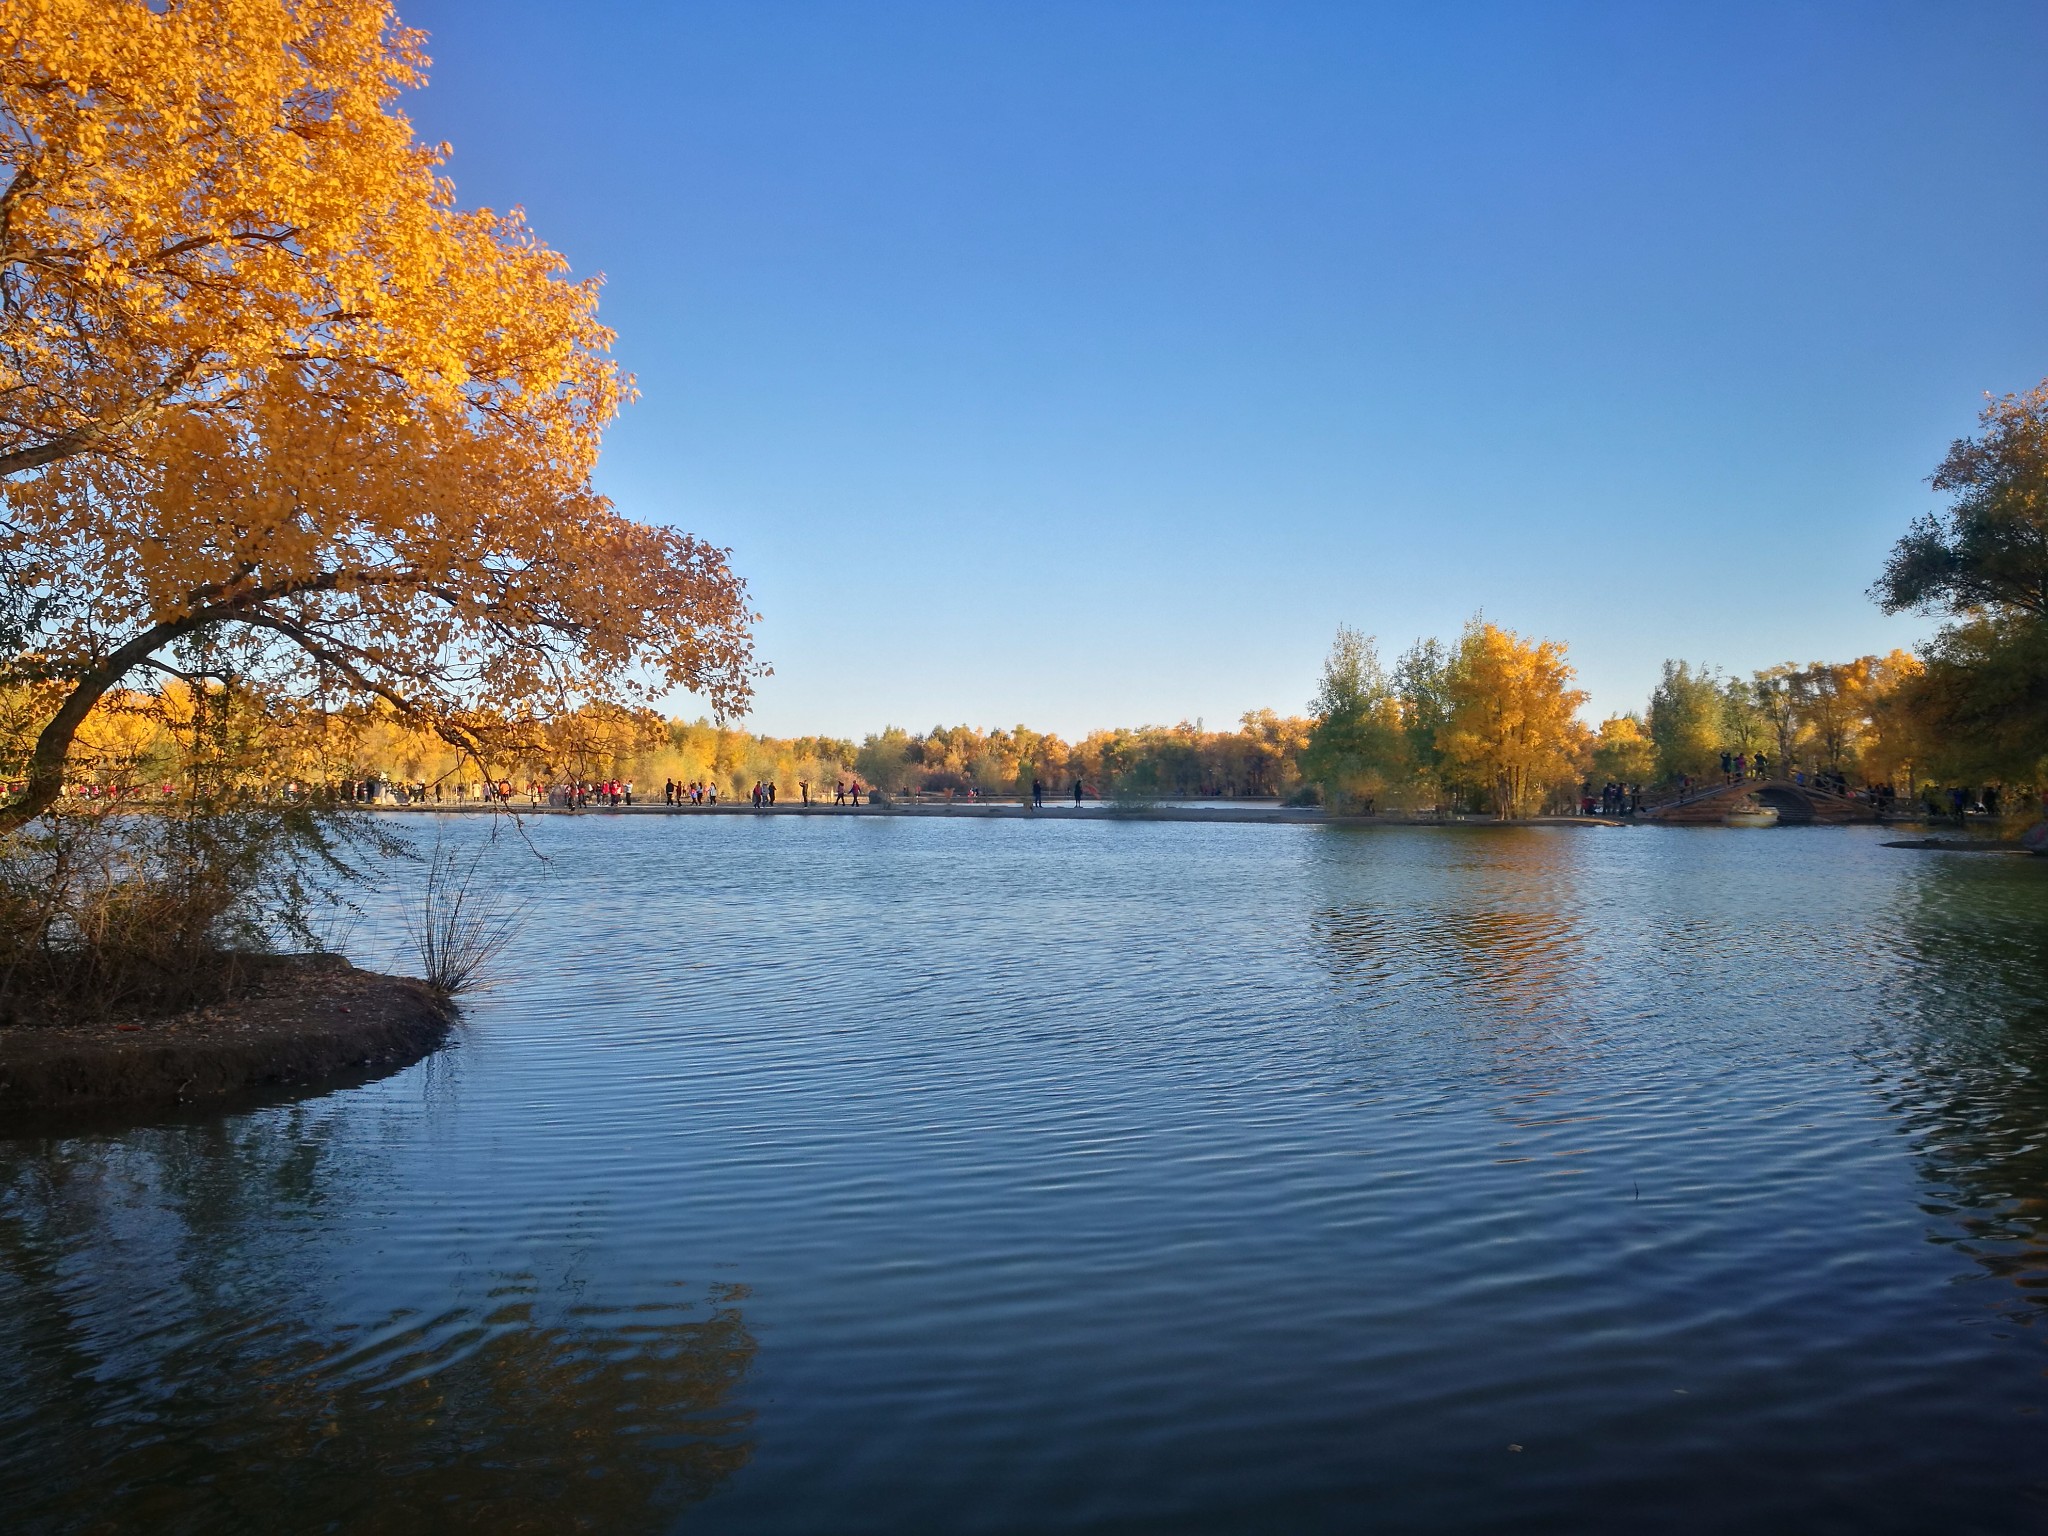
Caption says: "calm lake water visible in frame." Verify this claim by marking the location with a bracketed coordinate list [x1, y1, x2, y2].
[4, 816, 2048, 1533]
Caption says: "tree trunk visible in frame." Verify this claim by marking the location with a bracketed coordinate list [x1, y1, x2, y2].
[0, 615, 205, 836]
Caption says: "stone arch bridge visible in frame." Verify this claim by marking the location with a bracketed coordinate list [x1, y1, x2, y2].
[1639, 777, 1879, 825]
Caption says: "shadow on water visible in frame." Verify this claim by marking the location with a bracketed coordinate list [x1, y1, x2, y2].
[0, 1026, 464, 1143]
[0, 1099, 756, 1536]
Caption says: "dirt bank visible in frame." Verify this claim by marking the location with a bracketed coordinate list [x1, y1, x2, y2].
[0, 954, 448, 1122]
[1881, 837, 2031, 854]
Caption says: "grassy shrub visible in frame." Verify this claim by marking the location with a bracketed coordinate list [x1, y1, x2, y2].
[0, 800, 389, 1025]
[1108, 761, 1163, 814]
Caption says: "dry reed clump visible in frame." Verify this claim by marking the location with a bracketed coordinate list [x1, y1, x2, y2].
[403, 839, 525, 999]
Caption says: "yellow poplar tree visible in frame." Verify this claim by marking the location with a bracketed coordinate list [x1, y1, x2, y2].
[1591, 714, 1656, 785]
[1782, 660, 1865, 775]
[1437, 620, 1589, 818]
[0, 0, 757, 832]
[0, 0, 616, 477]
[1859, 649, 1928, 791]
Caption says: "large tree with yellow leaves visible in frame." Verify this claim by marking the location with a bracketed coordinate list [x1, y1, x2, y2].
[1437, 619, 1589, 818]
[0, 0, 756, 831]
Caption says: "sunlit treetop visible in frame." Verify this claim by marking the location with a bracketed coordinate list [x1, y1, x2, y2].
[0, 0, 619, 480]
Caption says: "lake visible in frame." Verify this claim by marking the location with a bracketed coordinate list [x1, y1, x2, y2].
[3, 816, 2046, 1533]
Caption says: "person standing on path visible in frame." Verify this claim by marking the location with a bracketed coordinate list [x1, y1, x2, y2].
[1073, 779, 1083, 807]
[1032, 777, 1043, 808]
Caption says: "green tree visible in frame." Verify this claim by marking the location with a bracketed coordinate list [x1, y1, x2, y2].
[1647, 661, 1723, 780]
[855, 727, 915, 791]
[1720, 677, 1768, 756]
[1895, 619, 2048, 785]
[1394, 636, 1457, 804]
[1873, 382, 2048, 621]
[1751, 665, 1804, 775]
[1872, 381, 2048, 783]
[1300, 627, 1406, 811]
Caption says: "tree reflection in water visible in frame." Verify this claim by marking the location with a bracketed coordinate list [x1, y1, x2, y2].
[0, 1104, 755, 1536]
[1307, 833, 1606, 1180]
[1309, 830, 1599, 1079]
[1878, 857, 2048, 1323]
[1308, 831, 2048, 1319]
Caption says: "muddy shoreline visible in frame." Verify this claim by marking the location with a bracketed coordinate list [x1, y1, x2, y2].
[0, 954, 448, 1125]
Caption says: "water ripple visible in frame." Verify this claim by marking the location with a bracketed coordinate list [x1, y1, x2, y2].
[4, 819, 2048, 1532]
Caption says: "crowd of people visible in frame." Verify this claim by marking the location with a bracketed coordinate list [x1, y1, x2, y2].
[1720, 751, 1769, 782]
[133, 774, 888, 810]
[651, 776, 872, 807]
[1581, 783, 1642, 816]
[545, 780, 631, 807]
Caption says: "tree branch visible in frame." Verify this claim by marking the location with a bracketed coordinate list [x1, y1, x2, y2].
[0, 350, 205, 477]
[0, 608, 215, 834]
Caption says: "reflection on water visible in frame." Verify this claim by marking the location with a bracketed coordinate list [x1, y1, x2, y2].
[1311, 831, 1605, 1184]
[0, 1105, 754, 1535]
[1314, 897, 1593, 1060]
[4, 818, 2048, 1533]
[1879, 857, 2048, 1322]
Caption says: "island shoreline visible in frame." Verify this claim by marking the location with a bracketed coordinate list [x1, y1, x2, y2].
[0, 955, 449, 1127]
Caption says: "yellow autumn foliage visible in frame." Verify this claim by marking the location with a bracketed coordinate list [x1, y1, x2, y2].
[0, 0, 757, 832]
[0, 0, 615, 479]
[1436, 621, 1590, 818]
[1591, 715, 1656, 785]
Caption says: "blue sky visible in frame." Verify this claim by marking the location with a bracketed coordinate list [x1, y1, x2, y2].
[403, 1, 2048, 739]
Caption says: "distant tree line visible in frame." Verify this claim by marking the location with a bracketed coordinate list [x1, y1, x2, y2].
[1292, 380, 2048, 817]
[3, 688, 1318, 807]
[28, 359, 2048, 821]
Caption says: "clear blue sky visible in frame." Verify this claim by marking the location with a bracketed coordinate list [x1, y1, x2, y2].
[403, 0, 2047, 740]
